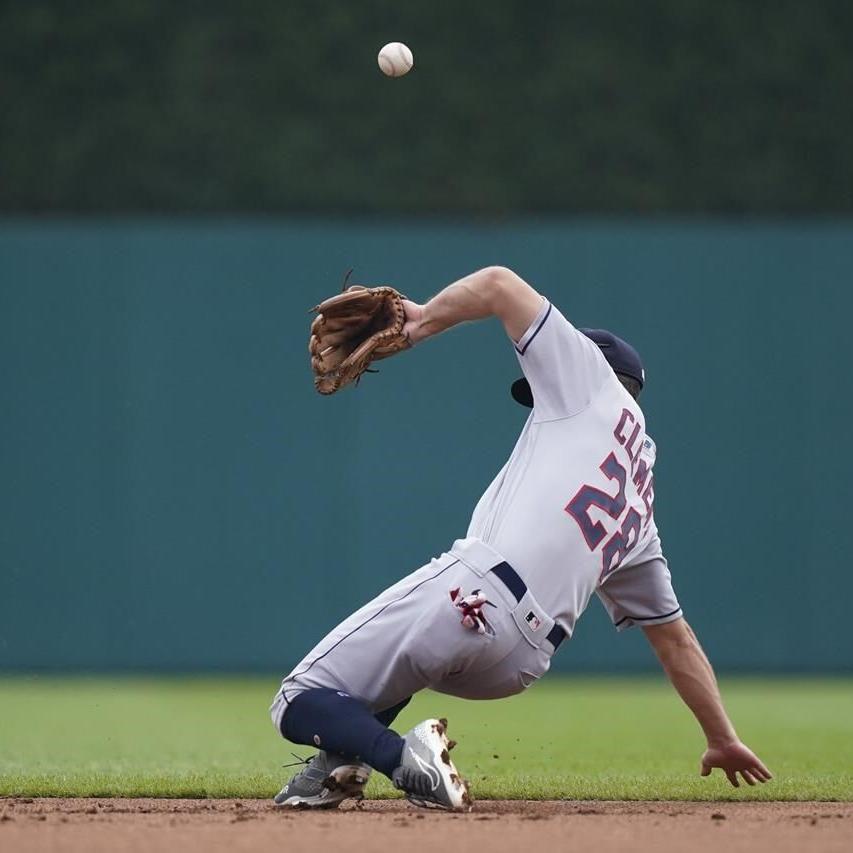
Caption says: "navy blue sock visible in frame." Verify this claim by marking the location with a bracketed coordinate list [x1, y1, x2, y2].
[281, 688, 404, 778]
[374, 696, 411, 727]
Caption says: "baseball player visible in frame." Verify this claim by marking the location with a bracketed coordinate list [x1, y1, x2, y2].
[270, 266, 771, 810]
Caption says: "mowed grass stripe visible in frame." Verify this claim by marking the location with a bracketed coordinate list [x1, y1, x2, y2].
[0, 676, 850, 800]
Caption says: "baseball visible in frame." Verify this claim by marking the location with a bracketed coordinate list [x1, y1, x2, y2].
[377, 42, 414, 77]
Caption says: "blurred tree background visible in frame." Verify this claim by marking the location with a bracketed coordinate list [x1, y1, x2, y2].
[1, 0, 851, 215]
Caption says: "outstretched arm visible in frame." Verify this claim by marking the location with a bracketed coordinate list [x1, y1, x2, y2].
[643, 618, 772, 787]
[403, 266, 543, 345]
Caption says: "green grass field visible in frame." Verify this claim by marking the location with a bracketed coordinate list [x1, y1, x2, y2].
[1, 676, 851, 801]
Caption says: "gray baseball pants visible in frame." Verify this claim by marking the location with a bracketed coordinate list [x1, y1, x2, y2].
[270, 537, 564, 731]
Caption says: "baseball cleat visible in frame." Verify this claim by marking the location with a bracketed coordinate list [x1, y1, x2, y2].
[274, 751, 372, 809]
[391, 718, 472, 811]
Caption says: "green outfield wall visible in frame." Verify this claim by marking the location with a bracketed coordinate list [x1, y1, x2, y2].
[1, 220, 852, 673]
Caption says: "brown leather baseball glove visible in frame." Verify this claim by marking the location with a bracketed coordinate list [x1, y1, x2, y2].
[309, 283, 411, 395]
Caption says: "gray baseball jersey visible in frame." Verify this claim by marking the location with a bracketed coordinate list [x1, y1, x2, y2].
[468, 297, 681, 637]
[272, 298, 681, 726]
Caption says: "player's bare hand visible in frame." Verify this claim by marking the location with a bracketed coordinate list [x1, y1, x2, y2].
[700, 740, 772, 787]
[402, 300, 427, 345]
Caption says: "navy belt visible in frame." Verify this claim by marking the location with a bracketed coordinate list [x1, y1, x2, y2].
[490, 561, 566, 652]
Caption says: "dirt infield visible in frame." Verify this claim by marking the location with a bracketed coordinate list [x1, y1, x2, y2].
[1, 798, 851, 853]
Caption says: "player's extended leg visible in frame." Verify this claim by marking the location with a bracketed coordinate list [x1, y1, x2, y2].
[270, 552, 482, 811]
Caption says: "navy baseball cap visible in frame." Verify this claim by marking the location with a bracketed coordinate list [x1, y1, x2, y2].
[510, 328, 645, 408]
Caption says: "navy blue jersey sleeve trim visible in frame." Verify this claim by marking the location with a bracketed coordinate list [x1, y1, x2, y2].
[515, 302, 552, 355]
[614, 606, 682, 627]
